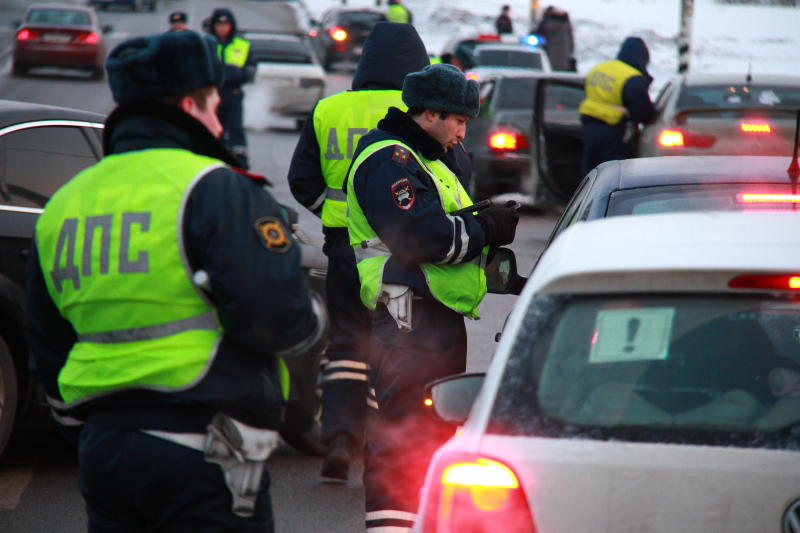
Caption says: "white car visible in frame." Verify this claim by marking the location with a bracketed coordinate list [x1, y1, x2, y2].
[415, 211, 800, 533]
[243, 31, 326, 130]
[464, 43, 552, 84]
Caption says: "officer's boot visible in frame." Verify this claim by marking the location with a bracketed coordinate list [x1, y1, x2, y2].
[320, 433, 350, 483]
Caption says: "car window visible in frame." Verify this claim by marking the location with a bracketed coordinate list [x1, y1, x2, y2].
[541, 82, 583, 123]
[337, 12, 385, 27]
[607, 184, 800, 216]
[654, 80, 673, 110]
[544, 170, 593, 247]
[677, 84, 800, 109]
[489, 293, 800, 449]
[27, 8, 90, 26]
[476, 49, 543, 69]
[495, 77, 536, 110]
[0, 126, 98, 208]
[249, 37, 313, 64]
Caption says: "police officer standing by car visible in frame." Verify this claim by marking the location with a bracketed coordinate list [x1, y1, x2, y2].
[345, 63, 519, 532]
[578, 36, 656, 176]
[209, 7, 255, 169]
[288, 22, 429, 482]
[24, 30, 326, 533]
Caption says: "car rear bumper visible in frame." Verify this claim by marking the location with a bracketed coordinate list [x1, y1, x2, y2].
[15, 45, 101, 68]
[473, 152, 530, 186]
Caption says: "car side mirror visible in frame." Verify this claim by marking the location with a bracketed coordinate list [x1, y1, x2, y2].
[424, 372, 485, 423]
[486, 247, 527, 295]
[102, 25, 113, 34]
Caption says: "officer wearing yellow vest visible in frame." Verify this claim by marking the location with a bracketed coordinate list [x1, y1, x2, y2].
[24, 31, 326, 532]
[210, 8, 255, 169]
[387, 0, 413, 25]
[579, 36, 656, 176]
[345, 64, 519, 532]
[288, 22, 430, 482]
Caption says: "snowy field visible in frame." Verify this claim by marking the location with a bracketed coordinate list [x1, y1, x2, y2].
[299, 0, 800, 92]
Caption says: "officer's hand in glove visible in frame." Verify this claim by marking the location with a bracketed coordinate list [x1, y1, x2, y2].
[476, 205, 519, 247]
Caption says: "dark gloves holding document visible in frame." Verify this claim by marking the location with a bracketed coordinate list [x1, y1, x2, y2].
[476, 201, 520, 247]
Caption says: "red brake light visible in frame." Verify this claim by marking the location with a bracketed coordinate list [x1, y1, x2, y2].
[16, 28, 31, 41]
[489, 130, 528, 151]
[659, 129, 684, 147]
[729, 274, 800, 290]
[308, 29, 318, 37]
[736, 193, 800, 204]
[465, 71, 479, 82]
[658, 128, 715, 149]
[420, 454, 536, 533]
[329, 26, 348, 41]
[79, 32, 99, 44]
[740, 121, 771, 134]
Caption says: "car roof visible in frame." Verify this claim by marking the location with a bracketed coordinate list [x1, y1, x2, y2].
[241, 30, 304, 41]
[27, 3, 93, 11]
[527, 211, 800, 296]
[487, 70, 584, 82]
[595, 155, 799, 188]
[475, 43, 541, 53]
[0, 99, 105, 129]
[679, 73, 800, 87]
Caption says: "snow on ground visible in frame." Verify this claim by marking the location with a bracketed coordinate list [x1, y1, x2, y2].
[300, 0, 800, 92]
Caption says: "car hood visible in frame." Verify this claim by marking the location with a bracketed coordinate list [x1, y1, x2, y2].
[480, 434, 800, 532]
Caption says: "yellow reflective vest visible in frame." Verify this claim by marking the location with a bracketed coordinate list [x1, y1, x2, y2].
[217, 36, 250, 68]
[345, 139, 487, 318]
[313, 90, 406, 228]
[35, 149, 226, 406]
[578, 59, 642, 125]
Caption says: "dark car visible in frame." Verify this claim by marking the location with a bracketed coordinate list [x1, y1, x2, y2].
[0, 99, 104, 458]
[639, 73, 800, 157]
[13, 3, 111, 78]
[547, 155, 800, 247]
[88, 0, 156, 12]
[461, 71, 584, 203]
[307, 7, 386, 70]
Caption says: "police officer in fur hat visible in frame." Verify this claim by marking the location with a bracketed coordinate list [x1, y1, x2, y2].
[25, 30, 327, 532]
[344, 63, 519, 532]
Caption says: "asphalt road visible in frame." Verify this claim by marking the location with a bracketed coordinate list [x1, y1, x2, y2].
[0, 2, 559, 531]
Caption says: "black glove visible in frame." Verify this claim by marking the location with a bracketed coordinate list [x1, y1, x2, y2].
[476, 206, 519, 247]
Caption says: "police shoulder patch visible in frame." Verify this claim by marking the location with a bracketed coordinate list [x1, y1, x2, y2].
[391, 178, 415, 210]
[254, 217, 292, 253]
[391, 145, 410, 166]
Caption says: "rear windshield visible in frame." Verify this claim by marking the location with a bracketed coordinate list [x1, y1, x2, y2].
[249, 38, 312, 64]
[337, 12, 385, 27]
[489, 294, 800, 450]
[678, 84, 800, 109]
[496, 78, 537, 109]
[27, 9, 90, 26]
[608, 184, 800, 216]
[476, 49, 543, 69]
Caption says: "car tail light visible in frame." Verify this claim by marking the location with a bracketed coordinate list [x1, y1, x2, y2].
[489, 130, 528, 151]
[328, 26, 348, 41]
[308, 29, 318, 37]
[658, 128, 715, 148]
[420, 454, 536, 533]
[740, 121, 772, 134]
[729, 274, 800, 290]
[77, 32, 99, 44]
[735, 193, 800, 204]
[16, 28, 31, 41]
[299, 77, 324, 88]
[465, 71, 479, 82]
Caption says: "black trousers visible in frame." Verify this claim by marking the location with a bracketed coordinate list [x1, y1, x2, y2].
[580, 117, 632, 176]
[79, 423, 274, 533]
[321, 231, 370, 448]
[364, 297, 466, 532]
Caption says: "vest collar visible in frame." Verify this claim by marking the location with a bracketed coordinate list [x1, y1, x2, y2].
[103, 102, 240, 168]
[377, 107, 445, 161]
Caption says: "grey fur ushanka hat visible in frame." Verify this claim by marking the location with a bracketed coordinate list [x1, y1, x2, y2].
[106, 30, 224, 104]
[401, 64, 480, 118]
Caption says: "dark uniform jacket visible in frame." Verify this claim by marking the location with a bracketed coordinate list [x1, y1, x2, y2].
[288, 23, 471, 249]
[346, 107, 488, 294]
[25, 102, 319, 433]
